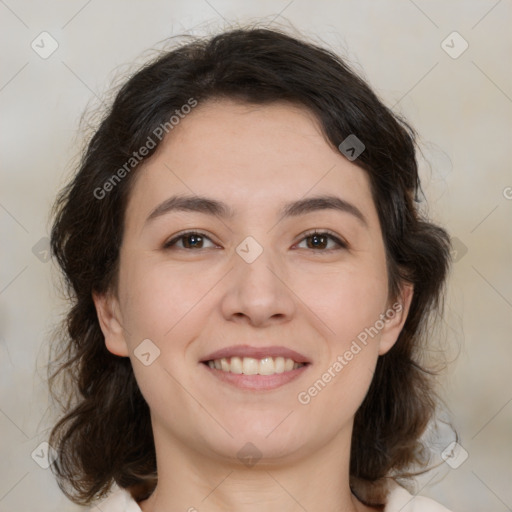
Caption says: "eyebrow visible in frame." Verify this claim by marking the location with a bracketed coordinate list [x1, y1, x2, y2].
[145, 194, 368, 227]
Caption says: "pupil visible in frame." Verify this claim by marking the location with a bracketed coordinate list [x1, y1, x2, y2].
[309, 234, 326, 249]
[185, 234, 202, 248]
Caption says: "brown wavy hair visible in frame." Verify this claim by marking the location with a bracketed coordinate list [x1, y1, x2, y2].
[47, 25, 453, 507]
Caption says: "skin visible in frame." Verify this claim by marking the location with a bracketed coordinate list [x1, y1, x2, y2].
[94, 99, 413, 512]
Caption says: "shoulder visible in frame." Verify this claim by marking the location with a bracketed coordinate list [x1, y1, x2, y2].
[87, 486, 142, 512]
[385, 480, 454, 512]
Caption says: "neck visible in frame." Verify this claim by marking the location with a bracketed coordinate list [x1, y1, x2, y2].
[137, 422, 375, 512]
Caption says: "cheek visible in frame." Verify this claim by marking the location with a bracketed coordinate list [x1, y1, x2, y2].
[304, 259, 387, 418]
[118, 255, 214, 340]
[297, 284, 383, 425]
[118, 257, 206, 417]
[294, 257, 389, 343]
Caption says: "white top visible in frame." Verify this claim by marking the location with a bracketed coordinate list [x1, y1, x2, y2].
[89, 481, 454, 511]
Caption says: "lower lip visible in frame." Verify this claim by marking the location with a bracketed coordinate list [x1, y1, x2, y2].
[201, 362, 310, 390]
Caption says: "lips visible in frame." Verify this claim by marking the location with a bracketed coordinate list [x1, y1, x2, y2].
[200, 345, 312, 364]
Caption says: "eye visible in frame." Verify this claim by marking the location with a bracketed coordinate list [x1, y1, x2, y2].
[294, 230, 347, 251]
[163, 229, 347, 251]
[163, 231, 217, 250]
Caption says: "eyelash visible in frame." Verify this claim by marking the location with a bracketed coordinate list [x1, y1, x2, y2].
[163, 229, 347, 252]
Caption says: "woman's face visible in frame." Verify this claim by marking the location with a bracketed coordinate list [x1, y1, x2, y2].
[95, 99, 411, 464]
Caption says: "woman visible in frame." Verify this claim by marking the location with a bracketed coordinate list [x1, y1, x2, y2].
[48, 27, 454, 511]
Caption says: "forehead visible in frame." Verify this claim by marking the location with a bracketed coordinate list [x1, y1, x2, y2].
[125, 99, 378, 228]
[160, 99, 339, 173]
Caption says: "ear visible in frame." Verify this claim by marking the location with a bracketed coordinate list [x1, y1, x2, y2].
[378, 283, 414, 356]
[92, 291, 130, 357]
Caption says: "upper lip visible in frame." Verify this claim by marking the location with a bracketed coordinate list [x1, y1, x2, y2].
[201, 345, 311, 364]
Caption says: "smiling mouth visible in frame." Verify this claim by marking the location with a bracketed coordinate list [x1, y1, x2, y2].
[203, 356, 309, 375]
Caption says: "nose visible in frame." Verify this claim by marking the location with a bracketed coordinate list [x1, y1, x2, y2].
[219, 243, 296, 327]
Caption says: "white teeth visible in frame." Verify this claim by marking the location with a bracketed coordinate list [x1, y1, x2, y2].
[206, 356, 306, 375]
[220, 358, 230, 372]
[274, 356, 285, 373]
[242, 357, 259, 375]
[230, 356, 243, 374]
[259, 357, 276, 375]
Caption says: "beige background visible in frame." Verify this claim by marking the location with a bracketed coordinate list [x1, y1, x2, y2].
[1, 1, 511, 511]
